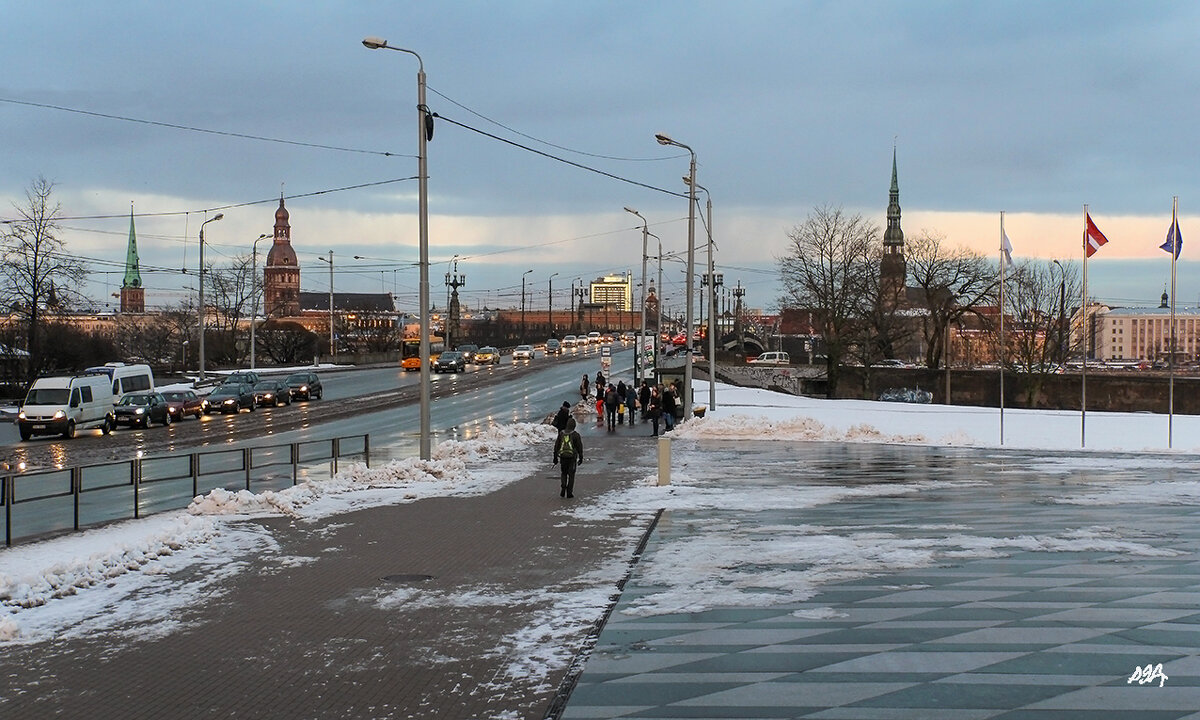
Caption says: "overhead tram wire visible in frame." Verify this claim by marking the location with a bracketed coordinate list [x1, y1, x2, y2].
[0, 96, 413, 158]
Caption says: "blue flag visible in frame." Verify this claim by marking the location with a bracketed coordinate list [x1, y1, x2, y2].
[1160, 215, 1183, 259]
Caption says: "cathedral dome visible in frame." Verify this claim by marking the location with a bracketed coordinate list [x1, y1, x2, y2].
[275, 197, 289, 223]
[266, 242, 297, 267]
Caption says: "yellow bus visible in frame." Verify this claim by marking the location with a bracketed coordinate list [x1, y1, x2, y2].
[400, 336, 445, 370]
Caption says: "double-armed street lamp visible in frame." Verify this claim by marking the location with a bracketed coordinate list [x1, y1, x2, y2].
[317, 251, 335, 356]
[197, 213, 224, 382]
[548, 272, 559, 334]
[250, 233, 269, 370]
[625, 206, 650, 382]
[363, 35, 434, 459]
[655, 132, 697, 418]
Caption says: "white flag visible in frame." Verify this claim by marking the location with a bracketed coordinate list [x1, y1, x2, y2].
[1001, 230, 1014, 266]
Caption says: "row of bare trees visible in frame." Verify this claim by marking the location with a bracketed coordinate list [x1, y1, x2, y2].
[778, 204, 1082, 398]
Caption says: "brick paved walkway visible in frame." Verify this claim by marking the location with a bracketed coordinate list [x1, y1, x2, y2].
[0, 412, 662, 719]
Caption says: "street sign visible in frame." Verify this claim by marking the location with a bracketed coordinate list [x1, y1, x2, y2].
[600, 345, 612, 374]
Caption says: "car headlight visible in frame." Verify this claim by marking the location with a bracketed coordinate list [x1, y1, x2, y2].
[264, 393, 273, 400]
[135, 408, 145, 415]
[53, 410, 66, 420]
[18, 410, 26, 420]
[299, 385, 308, 392]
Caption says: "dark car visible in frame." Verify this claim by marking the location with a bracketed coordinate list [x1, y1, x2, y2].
[161, 389, 203, 420]
[114, 392, 172, 428]
[221, 370, 261, 387]
[252, 379, 293, 407]
[456, 344, 479, 364]
[433, 350, 467, 373]
[285, 372, 323, 401]
[202, 383, 256, 415]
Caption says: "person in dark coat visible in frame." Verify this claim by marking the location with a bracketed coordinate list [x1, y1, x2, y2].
[648, 386, 662, 436]
[604, 383, 619, 431]
[579, 374, 590, 400]
[551, 401, 571, 433]
[595, 371, 605, 394]
[661, 384, 677, 431]
[616, 381, 627, 424]
[639, 380, 652, 423]
[625, 382, 637, 425]
[553, 417, 584, 498]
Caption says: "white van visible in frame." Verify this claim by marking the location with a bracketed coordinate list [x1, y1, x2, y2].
[748, 351, 791, 366]
[18, 373, 116, 440]
[84, 363, 155, 403]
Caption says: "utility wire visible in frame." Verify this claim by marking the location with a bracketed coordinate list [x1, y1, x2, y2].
[0, 96, 413, 158]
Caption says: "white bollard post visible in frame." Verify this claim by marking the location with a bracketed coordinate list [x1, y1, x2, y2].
[657, 436, 671, 486]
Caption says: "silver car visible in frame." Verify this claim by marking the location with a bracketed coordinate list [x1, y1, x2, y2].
[512, 344, 535, 360]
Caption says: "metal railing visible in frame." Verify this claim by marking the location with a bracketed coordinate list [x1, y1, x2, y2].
[3, 434, 370, 547]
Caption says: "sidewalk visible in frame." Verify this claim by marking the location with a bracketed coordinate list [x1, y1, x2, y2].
[0, 411, 661, 720]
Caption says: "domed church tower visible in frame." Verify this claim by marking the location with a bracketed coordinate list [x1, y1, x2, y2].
[264, 195, 300, 318]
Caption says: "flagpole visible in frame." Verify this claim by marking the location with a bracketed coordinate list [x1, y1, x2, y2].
[1169, 196, 1178, 448]
[999, 211, 1006, 446]
[1081, 205, 1088, 449]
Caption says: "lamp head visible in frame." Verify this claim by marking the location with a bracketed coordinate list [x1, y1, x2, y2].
[362, 36, 388, 49]
[623, 206, 638, 215]
[212, 213, 224, 222]
[655, 133, 674, 146]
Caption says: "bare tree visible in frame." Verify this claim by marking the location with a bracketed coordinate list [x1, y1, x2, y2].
[778, 205, 878, 397]
[0, 177, 89, 378]
[906, 230, 998, 369]
[257, 320, 318, 364]
[845, 249, 916, 396]
[997, 259, 1082, 405]
[205, 254, 256, 365]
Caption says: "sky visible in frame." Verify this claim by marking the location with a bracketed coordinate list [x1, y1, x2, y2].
[3, 1, 1200, 316]
[6, 380, 1200, 696]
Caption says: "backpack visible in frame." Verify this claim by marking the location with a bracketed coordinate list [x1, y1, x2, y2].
[558, 433, 576, 458]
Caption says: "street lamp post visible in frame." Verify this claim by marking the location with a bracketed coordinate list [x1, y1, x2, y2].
[318, 251, 335, 356]
[625, 207, 649, 382]
[520, 269, 533, 341]
[548, 272, 559, 336]
[197, 213, 224, 382]
[250, 233, 268, 370]
[363, 36, 433, 459]
[656, 132, 697, 418]
[1053, 259, 1066, 365]
[683, 178, 719, 411]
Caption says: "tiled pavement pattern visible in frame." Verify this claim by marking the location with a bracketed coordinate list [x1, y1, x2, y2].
[564, 444, 1200, 719]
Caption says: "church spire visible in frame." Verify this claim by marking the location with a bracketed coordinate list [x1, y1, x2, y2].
[880, 147, 907, 309]
[122, 203, 142, 289]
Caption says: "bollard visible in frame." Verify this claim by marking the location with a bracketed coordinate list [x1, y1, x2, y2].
[657, 436, 671, 486]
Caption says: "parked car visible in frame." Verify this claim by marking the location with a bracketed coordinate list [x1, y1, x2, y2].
[252, 379, 293, 407]
[434, 350, 467, 373]
[221, 370, 261, 387]
[114, 392, 172, 428]
[456, 344, 479, 363]
[202, 383, 256, 414]
[285, 371, 323, 400]
[561, 334, 577, 348]
[161, 389, 203, 420]
[474, 346, 499, 365]
[545, 338, 562, 355]
[513, 344, 535, 360]
[748, 351, 791, 366]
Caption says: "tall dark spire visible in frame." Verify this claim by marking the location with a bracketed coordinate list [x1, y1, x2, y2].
[122, 204, 142, 289]
[880, 147, 907, 309]
[883, 146, 904, 249]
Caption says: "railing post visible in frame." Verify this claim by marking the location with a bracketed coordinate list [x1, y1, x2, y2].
[72, 466, 82, 531]
[244, 447, 252, 491]
[133, 457, 142, 520]
[191, 452, 199, 499]
[364, 433, 371, 468]
[291, 442, 299, 486]
[332, 438, 340, 477]
[4, 475, 11, 547]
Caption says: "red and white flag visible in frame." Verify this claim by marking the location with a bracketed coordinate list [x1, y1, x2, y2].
[1085, 213, 1109, 258]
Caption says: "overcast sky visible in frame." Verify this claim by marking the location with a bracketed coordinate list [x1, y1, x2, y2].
[3, 1, 1200, 315]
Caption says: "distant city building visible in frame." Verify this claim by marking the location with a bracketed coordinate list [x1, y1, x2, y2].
[119, 206, 144, 313]
[263, 196, 300, 318]
[589, 273, 632, 311]
[1083, 292, 1200, 363]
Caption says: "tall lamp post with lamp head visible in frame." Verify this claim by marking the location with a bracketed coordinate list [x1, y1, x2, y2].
[363, 35, 434, 459]
[317, 251, 335, 356]
[197, 213, 224, 382]
[655, 132, 697, 418]
[521, 269, 533, 342]
[682, 177, 719, 411]
[548, 272, 559, 335]
[249, 233, 268, 370]
[624, 206, 650, 382]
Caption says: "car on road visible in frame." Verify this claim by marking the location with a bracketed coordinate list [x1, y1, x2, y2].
[512, 344, 535, 361]
[221, 370, 261, 387]
[456, 344, 479, 364]
[434, 350, 467, 373]
[587, 331, 602, 344]
[621, 331, 636, 342]
[162, 389, 203, 420]
[114, 392, 172, 428]
[561, 334, 577, 348]
[544, 338, 562, 355]
[252, 379, 293, 407]
[202, 383, 256, 415]
[748, 351, 791, 366]
[285, 371, 323, 400]
[474, 346, 499, 365]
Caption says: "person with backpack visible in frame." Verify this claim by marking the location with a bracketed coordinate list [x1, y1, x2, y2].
[604, 383, 620, 431]
[552, 417, 584, 498]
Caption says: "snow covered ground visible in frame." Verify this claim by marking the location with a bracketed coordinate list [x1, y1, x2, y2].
[4, 380, 1199, 687]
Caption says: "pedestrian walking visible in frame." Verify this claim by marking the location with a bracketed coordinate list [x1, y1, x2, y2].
[616, 381, 627, 424]
[580, 374, 590, 400]
[639, 380, 651, 423]
[625, 382, 637, 425]
[661, 384, 677, 432]
[604, 383, 619, 431]
[551, 401, 571, 433]
[595, 394, 605, 423]
[595, 371, 605, 396]
[552, 417, 584, 498]
[648, 386, 662, 436]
